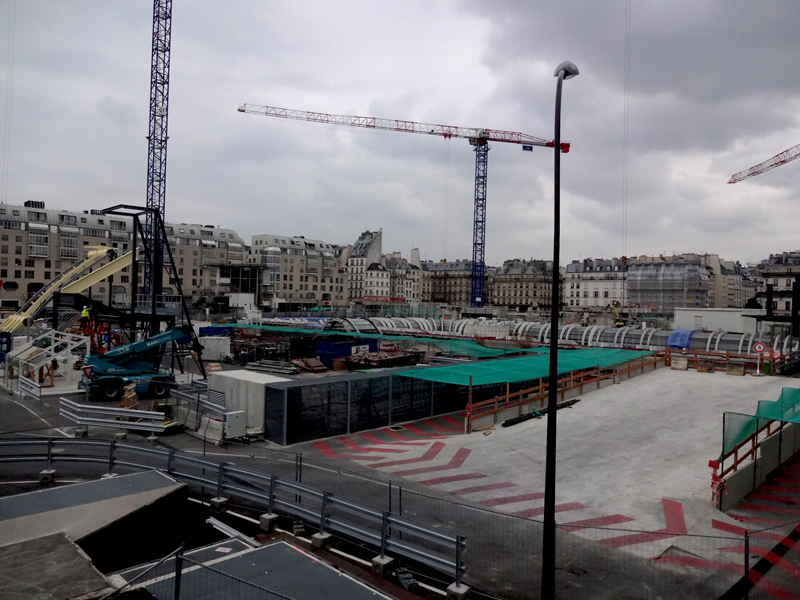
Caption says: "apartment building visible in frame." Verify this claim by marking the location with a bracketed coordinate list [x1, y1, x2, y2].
[489, 259, 555, 312]
[564, 258, 627, 310]
[424, 259, 473, 305]
[346, 230, 382, 305]
[0, 202, 246, 308]
[248, 233, 346, 309]
[758, 252, 800, 316]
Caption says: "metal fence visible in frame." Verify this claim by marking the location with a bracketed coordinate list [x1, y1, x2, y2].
[216, 440, 800, 600]
[0, 437, 465, 587]
[1, 435, 799, 599]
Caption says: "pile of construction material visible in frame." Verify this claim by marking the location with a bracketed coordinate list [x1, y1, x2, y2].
[245, 359, 299, 375]
[293, 357, 328, 373]
[343, 349, 423, 370]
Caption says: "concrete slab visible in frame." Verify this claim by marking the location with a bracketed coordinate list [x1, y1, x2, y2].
[0, 532, 111, 600]
[122, 540, 394, 600]
[0, 470, 183, 546]
[308, 368, 799, 547]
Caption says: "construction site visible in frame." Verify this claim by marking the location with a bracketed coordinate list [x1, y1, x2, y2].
[4, 3, 800, 600]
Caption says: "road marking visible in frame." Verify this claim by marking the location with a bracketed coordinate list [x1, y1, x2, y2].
[421, 419, 461, 433]
[390, 447, 471, 477]
[718, 545, 800, 578]
[400, 423, 447, 438]
[513, 502, 586, 519]
[450, 482, 517, 496]
[738, 503, 800, 517]
[440, 415, 463, 427]
[418, 472, 486, 486]
[11, 401, 70, 437]
[358, 432, 428, 446]
[712, 519, 785, 542]
[750, 493, 800, 504]
[557, 515, 636, 531]
[313, 441, 385, 462]
[599, 499, 686, 548]
[655, 556, 795, 599]
[484, 492, 545, 507]
[367, 441, 445, 469]
[336, 437, 407, 454]
[380, 428, 438, 442]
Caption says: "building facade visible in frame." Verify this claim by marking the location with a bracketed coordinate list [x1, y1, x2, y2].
[248, 233, 346, 310]
[0, 202, 246, 308]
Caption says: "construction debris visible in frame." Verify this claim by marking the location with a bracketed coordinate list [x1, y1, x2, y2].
[245, 359, 300, 375]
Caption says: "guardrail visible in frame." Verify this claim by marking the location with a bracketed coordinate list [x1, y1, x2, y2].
[0, 437, 466, 586]
[59, 398, 166, 433]
[466, 351, 669, 431]
[18, 377, 41, 402]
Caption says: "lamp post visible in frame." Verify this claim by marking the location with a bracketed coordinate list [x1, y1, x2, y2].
[541, 60, 579, 600]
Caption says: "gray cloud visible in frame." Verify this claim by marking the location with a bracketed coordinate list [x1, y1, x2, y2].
[2, 0, 799, 267]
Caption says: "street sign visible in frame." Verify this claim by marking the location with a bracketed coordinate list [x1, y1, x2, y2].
[753, 342, 767, 353]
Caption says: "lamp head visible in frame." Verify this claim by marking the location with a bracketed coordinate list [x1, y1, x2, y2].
[554, 61, 579, 80]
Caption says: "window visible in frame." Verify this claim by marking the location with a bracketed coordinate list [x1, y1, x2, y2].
[201, 230, 212, 238]
[604, 290, 609, 298]
[594, 291, 599, 297]
[59, 214, 77, 225]
[24, 259, 34, 267]
[120, 275, 129, 283]
[190, 229, 195, 235]
[27, 211, 47, 222]
[44, 271, 50, 279]
[80, 217, 87, 223]
[786, 301, 791, 311]
[110, 220, 126, 231]
[14, 246, 21, 255]
[44, 260, 51, 268]
[60, 236, 79, 259]
[0, 245, 6, 254]
[14, 270, 20, 278]
[28, 234, 48, 257]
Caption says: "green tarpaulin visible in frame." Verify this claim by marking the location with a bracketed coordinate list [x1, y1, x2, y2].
[394, 348, 654, 387]
[721, 387, 800, 458]
[202, 324, 547, 359]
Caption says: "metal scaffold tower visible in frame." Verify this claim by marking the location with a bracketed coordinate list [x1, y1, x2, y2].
[143, 0, 172, 298]
[470, 141, 489, 306]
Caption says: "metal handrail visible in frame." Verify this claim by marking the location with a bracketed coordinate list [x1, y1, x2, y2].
[0, 437, 466, 585]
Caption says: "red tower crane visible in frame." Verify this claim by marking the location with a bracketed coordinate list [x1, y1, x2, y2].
[238, 104, 568, 307]
[728, 141, 800, 184]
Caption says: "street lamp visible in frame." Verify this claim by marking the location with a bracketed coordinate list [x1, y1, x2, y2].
[542, 60, 579, 600]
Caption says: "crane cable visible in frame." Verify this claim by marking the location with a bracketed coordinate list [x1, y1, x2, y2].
[1, 0, 16, 204]
[622, 0, 631, 261]
[443, 137, 450, 261]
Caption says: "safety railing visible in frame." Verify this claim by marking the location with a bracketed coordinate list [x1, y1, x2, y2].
[0, 437, 466, 586]
[58, 398, 166, 433]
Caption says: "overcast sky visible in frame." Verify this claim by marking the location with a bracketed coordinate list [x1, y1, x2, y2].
[2, 1, 799, 266]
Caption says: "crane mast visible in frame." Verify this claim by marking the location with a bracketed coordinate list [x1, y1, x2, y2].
[729, 142, 800, 184]
[239, 104, 567, 308]
[143, 0, 172, 301]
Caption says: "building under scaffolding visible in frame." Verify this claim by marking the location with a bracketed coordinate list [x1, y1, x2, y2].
[626, 260, 711, 316]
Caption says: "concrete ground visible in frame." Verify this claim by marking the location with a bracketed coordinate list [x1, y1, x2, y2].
[301, 368, 798, 537]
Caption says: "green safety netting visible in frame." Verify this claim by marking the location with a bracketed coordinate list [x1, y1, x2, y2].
[721, 387, 800, 458]
[201, 324, 548, 359]
[394, 348, 654, 387]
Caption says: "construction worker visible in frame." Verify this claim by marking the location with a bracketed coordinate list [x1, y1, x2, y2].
[80, 306, 90, 330]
